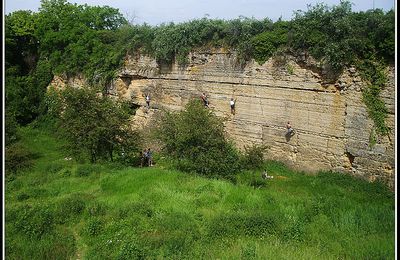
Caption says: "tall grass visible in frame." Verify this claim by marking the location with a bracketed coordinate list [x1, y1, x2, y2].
[5, 126, 395, 259]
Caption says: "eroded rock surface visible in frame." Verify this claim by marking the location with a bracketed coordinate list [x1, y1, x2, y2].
[53, 50, 396, 188]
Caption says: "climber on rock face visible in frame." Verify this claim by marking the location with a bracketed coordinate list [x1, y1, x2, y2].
[286, 121, 294, 135]
[230, 97, 236, 115]
[145, 93, 150, 108]
[201, 92, 209, 107]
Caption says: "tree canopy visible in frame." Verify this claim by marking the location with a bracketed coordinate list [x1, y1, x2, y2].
[46, 85, 140, 163]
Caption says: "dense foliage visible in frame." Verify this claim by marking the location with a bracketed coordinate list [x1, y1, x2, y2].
[5, 0, 128, 129]
[46, 86, 140, 163]
[5, 0, 394, 139]
[290, 2, 394, 72]
[155, 100, 242, 179]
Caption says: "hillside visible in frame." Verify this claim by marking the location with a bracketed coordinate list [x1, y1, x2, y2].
[5, 126, 394, 259]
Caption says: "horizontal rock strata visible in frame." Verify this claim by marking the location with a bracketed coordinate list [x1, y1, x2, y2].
[54, 50, 395, 188]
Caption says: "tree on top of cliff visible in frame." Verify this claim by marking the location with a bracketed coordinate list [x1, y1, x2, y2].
[5, 0, 129, 126]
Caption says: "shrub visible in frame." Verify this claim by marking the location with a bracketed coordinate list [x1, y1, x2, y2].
[155, 99, 242, 179]
[251, 23, 288, 65]
[47, 86, 141, 163]
[240, 144, 268, 170]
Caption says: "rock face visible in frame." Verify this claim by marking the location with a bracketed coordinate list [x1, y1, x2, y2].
[56, 50, 395, 188]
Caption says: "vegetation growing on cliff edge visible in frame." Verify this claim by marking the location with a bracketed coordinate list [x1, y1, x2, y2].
[5, 0, 394, 138]
[358, 59, 390, 144]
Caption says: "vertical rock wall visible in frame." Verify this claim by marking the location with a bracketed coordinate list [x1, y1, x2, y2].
[104, 50, 394, 188]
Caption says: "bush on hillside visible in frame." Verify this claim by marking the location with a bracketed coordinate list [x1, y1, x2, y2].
[240, 144, 269, 170]
[155, 99, 242, 179]
[46, 85, 141, 163]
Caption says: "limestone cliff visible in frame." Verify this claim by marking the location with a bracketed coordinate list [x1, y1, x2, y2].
[53, 50, 396, 188]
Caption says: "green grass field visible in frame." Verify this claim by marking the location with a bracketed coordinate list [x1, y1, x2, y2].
[5, 126, 395, 259]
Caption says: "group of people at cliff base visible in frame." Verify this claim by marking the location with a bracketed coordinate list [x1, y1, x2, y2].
[141, 148, 153, 167]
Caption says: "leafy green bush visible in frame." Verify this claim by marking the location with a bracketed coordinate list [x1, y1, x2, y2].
[156, 99, 242, 179]
[47, 85, 141, 163]
[251, 21, 288, 65]
[240, 144, 268, 170]
[290, 2, 394, 73]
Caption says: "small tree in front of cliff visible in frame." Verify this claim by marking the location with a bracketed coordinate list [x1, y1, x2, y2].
[46, 85, 140, 163]
[155, 99, 242, 179]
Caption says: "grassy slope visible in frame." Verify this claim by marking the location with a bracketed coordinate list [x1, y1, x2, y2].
[5, 126, 395, 259]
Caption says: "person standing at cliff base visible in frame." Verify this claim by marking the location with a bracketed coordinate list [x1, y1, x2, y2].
[230, 97, 236, 115]
[146, 148, 153, 166]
